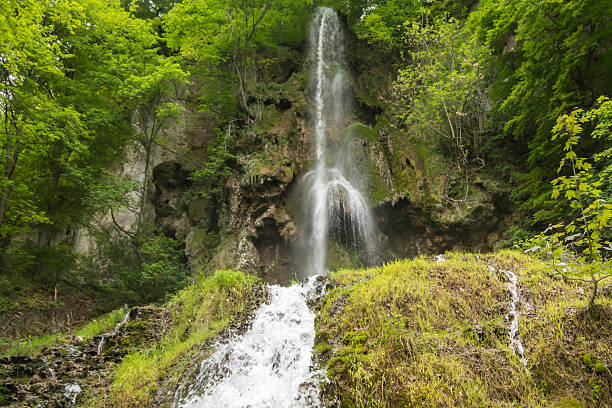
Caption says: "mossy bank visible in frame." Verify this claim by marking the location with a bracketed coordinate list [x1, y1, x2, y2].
[0, 270, 265, 408]
[315, 251, 611, 407]
[2, 252, 610, 407]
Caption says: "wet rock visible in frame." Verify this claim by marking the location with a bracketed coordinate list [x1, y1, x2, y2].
[0, 306, 171, 407]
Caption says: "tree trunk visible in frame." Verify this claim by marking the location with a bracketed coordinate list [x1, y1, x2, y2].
[139, 139, 152, 234]
[0, 189, 9, 229]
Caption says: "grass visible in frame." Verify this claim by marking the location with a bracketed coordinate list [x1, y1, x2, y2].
[75, 308, 128, 340]
[0, 308, 129, 358]
[315, 250, 612, 407]
[90, 269, 262, 408]
[0, 333, 64, 358]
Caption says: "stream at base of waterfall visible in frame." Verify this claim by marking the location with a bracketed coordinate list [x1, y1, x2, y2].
[174, 277, 325, 408]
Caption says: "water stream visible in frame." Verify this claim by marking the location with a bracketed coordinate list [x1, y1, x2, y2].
[488, 264, 528, 366]
[303, 7, 377, 276]
[503, 269, 528, 367]
[96, 309, 131, 355]
[175, 278, 324, 408]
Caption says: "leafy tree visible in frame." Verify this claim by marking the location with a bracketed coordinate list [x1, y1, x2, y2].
[121, 59, 188, 231]
[164, 0, 311, 118]
[468, 0, 612, 223]
[190, 128, 237, 201]
[121, 0, 178, 20]
[393, 17, 488, 171]
[91, 227, 189, 304]
[521, 97, 611, 310]
[325, 0, 420, 50]
[0, 0, 178, 283]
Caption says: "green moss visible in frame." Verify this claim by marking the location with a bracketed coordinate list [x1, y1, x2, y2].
[316, 251, 612, 407]
[326, 244, 361, 271]
[95, 270, 263, 408]
[243, 146, 295, 187]
[314, 343, 332, 360]
[581, 353, 594, 367]
[555, 398, 586, 408]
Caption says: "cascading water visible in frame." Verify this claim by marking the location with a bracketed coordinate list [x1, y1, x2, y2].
[175, 278, 325, 408]
[174, 8, 376, 407]
[301, 7, 378, 276]
[488, 264, 528, 367]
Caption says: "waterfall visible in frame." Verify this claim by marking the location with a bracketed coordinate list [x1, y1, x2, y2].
[175, 278, 325, 408]
[304, 7, 378, 276]
[175, 8, 377, 407]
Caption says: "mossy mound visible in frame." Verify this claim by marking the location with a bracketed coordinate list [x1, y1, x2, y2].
[0, 270, 265, 408]
[89, 270, 264, 408]
[315, 251, 612, 407]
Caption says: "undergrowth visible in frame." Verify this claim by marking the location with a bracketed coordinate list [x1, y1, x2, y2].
[89, 269, 262, 408]
[316, 251, 611, 407]
[1, 308, 128, 357]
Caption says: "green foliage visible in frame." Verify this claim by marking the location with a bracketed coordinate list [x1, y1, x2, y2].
[190, 128, 236, 200]
[518, 98, 612, 308]
[325, 0, 420, 50]
[393, 17, 488, 169]
[0, 333, 63, 358]
[0, 0, 184, 286]
[502, 226, 533, 249]
[164, 0, 312, 116]
[468, 0, 612, 222]
[92, 230, 189, 305]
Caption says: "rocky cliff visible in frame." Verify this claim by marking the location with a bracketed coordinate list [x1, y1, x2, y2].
[110, 19, 515, 284]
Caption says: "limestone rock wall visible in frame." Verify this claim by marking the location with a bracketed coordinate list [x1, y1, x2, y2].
[76, 21, 515, 284]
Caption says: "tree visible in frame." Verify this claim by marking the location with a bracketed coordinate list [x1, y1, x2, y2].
[121, 59, 187, 232]
[164, 0, 311, 119]
[323, 0, 420, 51]
[0, 0, 66, 238]
[393, 17, 488, 171]
[468, 0, 612, 224]
[0, 0, 175, 282]
[521, 97, 612, 310]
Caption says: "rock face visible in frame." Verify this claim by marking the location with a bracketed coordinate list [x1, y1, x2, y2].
[75, 19, 515, 283]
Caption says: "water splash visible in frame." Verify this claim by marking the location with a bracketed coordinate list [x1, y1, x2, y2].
[304, 7, 377, 276]
[175, 277, 324, 408]
[63, 384, 82, 407]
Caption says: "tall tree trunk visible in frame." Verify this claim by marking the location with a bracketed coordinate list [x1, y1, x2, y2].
[0, 189, 9, 229]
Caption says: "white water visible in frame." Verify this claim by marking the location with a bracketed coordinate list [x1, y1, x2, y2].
[175, 9, 378, 407]
[503, 269, 528, 367]
[97, 310, 131, 354]
[304, 7, 377, 276]
[488, 265, 527, 366]
[63, 384, 81, 407]
[176, 278, 324, 408]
